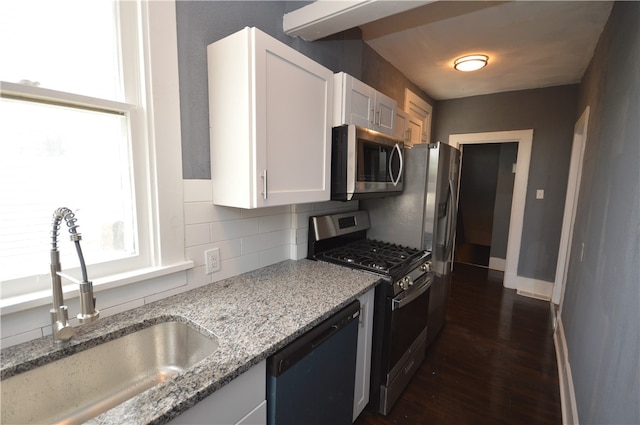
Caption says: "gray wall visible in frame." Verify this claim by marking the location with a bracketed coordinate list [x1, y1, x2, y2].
[433, 85, 579, 281]
[563, 2, 640, 423]
[176, 1, 431, 179]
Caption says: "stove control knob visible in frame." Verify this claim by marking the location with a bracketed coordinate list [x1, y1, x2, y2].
[421, 262, 432, 272]
[397, 277, 410, 290]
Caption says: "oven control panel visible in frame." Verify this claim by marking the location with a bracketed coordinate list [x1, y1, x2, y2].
[396, 261, 433, 291]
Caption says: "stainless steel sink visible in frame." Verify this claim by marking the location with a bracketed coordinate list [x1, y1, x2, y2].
[1, 320, 219, 425]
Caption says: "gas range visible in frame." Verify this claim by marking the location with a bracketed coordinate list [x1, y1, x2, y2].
[307, 210, 434, 415]
[307, 210, 432, 295]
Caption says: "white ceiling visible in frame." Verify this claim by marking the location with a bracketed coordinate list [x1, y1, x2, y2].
[285, 1, 614, 100]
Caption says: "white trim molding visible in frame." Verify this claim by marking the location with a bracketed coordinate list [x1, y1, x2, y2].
[449, 129, 534, 294]
[553, 106, 590, 307]
[489, 257, 506, 272]
[283, 0, 433, 41]
[554, 314, 580, 425]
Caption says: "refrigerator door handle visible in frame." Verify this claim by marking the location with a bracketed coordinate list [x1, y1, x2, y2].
[444, 178, 457, 260]
[389, 143, 403, 187]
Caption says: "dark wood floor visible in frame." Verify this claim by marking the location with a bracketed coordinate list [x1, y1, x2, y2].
[355, 263, 561, 425]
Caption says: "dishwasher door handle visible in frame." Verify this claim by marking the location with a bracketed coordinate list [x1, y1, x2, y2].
[311, 324, 339, 349]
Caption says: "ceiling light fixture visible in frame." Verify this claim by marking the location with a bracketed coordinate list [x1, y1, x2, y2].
[454, 54, 489, 72]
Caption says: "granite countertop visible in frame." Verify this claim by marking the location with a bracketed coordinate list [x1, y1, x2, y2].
[0, 259, 379, 424]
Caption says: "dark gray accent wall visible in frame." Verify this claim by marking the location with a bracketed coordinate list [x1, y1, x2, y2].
[433, 85, 579, 281]
[176, 1, 344, 179]
[563, 2, 640, 423]
[176, 1, 431, 179]
[361, 43, 434, 111]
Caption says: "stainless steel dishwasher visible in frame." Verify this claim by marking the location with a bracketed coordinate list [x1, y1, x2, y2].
[267, 300, 360, 425]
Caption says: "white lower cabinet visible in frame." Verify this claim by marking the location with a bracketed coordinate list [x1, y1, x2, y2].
[353, 287, 376, 421]
[169, 361, 266, 425]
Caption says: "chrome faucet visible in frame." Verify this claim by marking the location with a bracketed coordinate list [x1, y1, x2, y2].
[49, 207, 99, 343]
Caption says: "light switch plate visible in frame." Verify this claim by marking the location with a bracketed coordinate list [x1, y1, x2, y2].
[536, 189, 544, 199]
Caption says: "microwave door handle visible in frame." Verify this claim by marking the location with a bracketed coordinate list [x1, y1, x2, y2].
[389, 143, 403, 186]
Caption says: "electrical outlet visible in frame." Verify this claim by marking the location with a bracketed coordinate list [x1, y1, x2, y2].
[205, 248, 220, 274]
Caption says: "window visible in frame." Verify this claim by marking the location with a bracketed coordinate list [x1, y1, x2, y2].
[0, 0, 189, 304]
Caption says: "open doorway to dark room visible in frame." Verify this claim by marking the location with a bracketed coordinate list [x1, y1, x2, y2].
[455, 142, 518, 269]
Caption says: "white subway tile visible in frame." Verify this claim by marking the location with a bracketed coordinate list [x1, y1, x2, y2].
[184, 202, 216, 225]
[183, 179, 213, 202]
[295, 227, 308, 246]
[211, 218, 259, 242]
[241, 230, 290, 255]
[215, 239, 242, 260]
[211, 205, 241, 222]
[293, 243, 308, 260]
[184, 223, 211, 247]
[260, 213, 292, 233]
[144, 286, 190, 304]
[259, 245, 290, 267]
[212, 253, 261, 283]
[185, 244, 209, 266]
[186, 265, 212, 289]
[241, 205, 291, 218]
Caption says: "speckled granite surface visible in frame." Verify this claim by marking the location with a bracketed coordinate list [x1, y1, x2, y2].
[0, 259, 379, 424]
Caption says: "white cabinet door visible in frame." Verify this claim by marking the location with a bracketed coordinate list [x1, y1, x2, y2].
[169, 361, 266, 425]
[404, 88, 432, 144]
[342, 75, 376, 129]
[353, 287, 375, 421]
[375, 90, 396, 136]
[395, 108, 408, 141]
[208, 27, 333, 209]
[334, 72, 397, 137]
[394, 109, 422, 147]
[406, 113, 423, 147]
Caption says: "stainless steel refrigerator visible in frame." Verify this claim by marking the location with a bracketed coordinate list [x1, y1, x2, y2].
[362, 142, 461, 346]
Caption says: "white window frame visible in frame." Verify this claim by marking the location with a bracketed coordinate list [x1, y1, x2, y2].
[0, 0, 192, 314]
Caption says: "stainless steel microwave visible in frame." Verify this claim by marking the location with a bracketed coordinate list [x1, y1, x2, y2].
[331, 124, 404, 201]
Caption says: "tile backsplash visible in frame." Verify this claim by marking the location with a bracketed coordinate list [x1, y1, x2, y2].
[0, 180, 357, 348]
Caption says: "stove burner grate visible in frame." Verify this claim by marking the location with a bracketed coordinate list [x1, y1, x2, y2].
[318, 239, 423, 275]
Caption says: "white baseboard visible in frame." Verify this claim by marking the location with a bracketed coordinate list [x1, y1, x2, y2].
[554, 315, 579, 425]
[489, 257, 506, 271]
[504, 273, 553, 300]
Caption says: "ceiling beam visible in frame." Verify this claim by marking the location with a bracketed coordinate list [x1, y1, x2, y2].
[283, 0, 435, 41]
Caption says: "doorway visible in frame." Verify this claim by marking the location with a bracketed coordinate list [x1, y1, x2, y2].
[449, 129, 534, 293]
[455, 142, 518, 269]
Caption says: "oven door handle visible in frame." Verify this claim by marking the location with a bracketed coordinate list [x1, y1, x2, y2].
[392, 276, 432, 311]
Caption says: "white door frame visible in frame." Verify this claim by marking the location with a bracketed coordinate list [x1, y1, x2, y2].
[553, 107, 590, 307]
[450, 130, 543, 295]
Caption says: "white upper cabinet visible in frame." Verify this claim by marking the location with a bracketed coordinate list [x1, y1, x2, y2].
[394, 109, 423, 147]
[207, 27, 333, 209]
[334, 72, 397, 136]
[404, 88, 433, 144]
